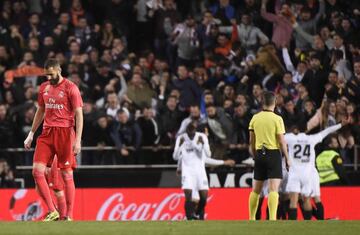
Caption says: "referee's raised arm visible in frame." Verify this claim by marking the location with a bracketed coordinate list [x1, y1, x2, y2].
[248, 91, 289, 221]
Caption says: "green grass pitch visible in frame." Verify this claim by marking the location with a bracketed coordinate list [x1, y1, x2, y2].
[0, 221, 360, 235]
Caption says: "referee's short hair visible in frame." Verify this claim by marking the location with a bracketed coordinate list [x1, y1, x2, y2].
[262, 91, 276, 107]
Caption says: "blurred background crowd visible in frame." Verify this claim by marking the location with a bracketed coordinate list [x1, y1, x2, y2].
[0, 0, 360, 173]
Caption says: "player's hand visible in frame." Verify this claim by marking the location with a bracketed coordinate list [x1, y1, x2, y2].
[73, 140, 81, 155]
[121, 148, 129, 156]
[24, 131, 34, 150]
[179, 137, 185, 146]
[286, 158, 291, 172]
[176, 169, 181, 177]
[224, 159, 236, 167]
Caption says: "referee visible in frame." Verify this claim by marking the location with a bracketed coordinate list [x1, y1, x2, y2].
[248, 91, 290, 220]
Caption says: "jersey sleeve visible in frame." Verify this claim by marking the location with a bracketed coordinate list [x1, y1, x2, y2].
[37, 84, 46, 107]
[313, 124, 342, 143]
[284, 133, 293, 143]
[205, 158, 225, 166]
[276, 116, 285, 135]
[69, 84, 83, 110]
[173, 135, 183, 161]
[248, 116, 255, 131]
[202, 133, 211, 158]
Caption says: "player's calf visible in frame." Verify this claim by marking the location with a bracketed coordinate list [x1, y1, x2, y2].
[61, 169, 75, 219]
[33, 164, 56, 213]
[54, 190, 67, 219]
[302, 196, 312, 220]
[288, 192, 299, 220]
[196, 190, 208, 220]
[184, 189, 196, 220]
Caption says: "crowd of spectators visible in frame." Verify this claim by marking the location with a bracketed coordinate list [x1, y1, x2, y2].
[0, 0, 360, 167]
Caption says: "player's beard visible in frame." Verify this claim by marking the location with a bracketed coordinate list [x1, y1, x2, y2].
[49, 74, 60, 85]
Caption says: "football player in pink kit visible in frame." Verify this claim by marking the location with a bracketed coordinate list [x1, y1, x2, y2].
[24, 59, 83, 221]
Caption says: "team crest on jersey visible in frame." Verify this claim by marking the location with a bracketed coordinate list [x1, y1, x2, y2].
[59, 91, 64, 98]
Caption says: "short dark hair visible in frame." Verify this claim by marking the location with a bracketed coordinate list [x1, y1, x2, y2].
[44, 58, 60, 69]
[301, 7, 311, 14]
[167, 95, 177, 100]
[190, 105, 200, 109]
[186, 120, 198, 133]
[329, 70, 339, 76]
[284, 71, 292, 76]
[324, 134, 338, 147]
[117, 108, 127, 115]
[262, 91, 276, 107]
[205, 103, 216, 109]
[142, 104, 151, 111]
[332, 50, 344, 60]
[203, 90, 213, 96]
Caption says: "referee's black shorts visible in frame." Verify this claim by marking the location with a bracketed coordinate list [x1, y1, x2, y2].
[254, 149, 283, 181]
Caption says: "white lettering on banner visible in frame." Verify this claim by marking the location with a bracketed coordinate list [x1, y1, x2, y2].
[209, 174, 221, 188]
[209, 173, 253, 188]
[239, 173, 253, 188]
[96, 192, 213, 221]
[224, 173, 235, 187]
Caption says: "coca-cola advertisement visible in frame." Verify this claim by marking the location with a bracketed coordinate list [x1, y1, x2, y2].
[0, 188, 359, 221]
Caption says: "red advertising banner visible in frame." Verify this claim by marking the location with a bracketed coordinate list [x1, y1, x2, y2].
[1, 188, 359, 221]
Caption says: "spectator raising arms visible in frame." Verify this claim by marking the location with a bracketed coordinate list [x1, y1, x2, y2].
[0, 0, 358, 169]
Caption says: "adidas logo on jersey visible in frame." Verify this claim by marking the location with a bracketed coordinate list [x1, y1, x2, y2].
[65, 161, 70, 166]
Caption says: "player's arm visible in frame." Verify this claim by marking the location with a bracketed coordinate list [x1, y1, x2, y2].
[73, 107, 83, 155]
[315, 124, 342, 142]
[173, 135, 184, 161]
[276, 117, 290, 169]
[205, 158, 235, 167]
[201, 134, 211, 158]
[176, 159, 182, 176]
[315, 117, 350, 142]
[249, 131, 256, 158]
[277, 133, 290, 170]
[24, 106, 45, 149]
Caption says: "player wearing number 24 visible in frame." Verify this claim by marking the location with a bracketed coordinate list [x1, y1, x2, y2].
[284, 117, 350, 220]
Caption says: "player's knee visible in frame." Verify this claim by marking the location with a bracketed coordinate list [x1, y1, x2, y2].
[252, 180, 265, 193]
[268, 182, 280, 192]
[314, 196, 321, 203]
[289, 200, 297, 208]
[199, 191, 208, 201]
[61, 169, 73, 181]
[32, 163, 46, 176]
[32, 168, 45, 178]
[183, 190, 192, 201]
[54, 190, 64, 198]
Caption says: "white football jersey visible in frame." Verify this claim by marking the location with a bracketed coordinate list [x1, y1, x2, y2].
[173, 132, 211, 174]
[285, 124, 342, 171]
